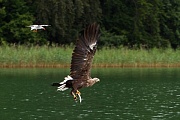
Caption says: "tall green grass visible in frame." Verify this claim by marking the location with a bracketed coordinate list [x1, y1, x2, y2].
[94, 47, 180, 67]
[0, 45, 72, 67]
[0, 45, 180, 67]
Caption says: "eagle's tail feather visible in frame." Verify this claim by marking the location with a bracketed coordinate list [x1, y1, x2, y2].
[57, 84, 68, 91]
[51, 82, 68, 91]
[51, 75, 73, 91]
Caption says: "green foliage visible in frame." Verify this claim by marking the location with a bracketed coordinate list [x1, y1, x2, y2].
[0, 0, 180, 49]
[0, 0, 46, 45]
[100, 28, 128, 48]
[34, 0, 102, 45]
[101, 0, 180, 49]
[159, 0, 180, 48]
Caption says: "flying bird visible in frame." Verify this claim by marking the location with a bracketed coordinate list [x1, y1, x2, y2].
[27, 25, 50, 32]
[52, 23, 100, 103]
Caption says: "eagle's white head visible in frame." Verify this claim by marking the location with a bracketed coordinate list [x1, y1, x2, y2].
[87, 78, 100, 87]
[93, 77, 100, 82]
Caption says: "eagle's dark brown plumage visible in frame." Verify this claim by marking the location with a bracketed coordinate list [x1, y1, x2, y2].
[52, 23, 100, 102]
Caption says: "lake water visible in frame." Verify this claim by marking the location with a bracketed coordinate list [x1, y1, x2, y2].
[0, 68, 180, 120]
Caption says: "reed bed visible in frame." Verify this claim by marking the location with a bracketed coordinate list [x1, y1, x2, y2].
[0, 45, 180, 67]
[0, 45, 72, 68]
[94, 47, 180, 67]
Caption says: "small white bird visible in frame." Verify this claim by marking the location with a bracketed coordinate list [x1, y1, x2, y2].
[27, 25, 51, 32]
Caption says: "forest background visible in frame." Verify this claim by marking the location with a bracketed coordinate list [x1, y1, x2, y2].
[0, 0, 180, 49]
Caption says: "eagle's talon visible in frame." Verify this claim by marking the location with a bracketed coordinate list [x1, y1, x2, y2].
[71, 91, 77, 100]
[76, 90, 81, 95]
[74, 96, 77, 100]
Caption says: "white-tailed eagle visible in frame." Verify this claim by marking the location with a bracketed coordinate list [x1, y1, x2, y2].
[52, 23, 100, 103]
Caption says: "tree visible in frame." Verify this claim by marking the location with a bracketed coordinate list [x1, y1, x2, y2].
[159, 0, 180, 49]
[100, 0, 180, 48]
[131, 0, 162, 48]
[0, 0, 45, 45]
[1, 0, 180, 49]
[34, 0, 102, 45]
[101, 0, 136, 47]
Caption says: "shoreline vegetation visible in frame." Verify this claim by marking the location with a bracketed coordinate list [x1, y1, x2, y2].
[1, 45, 180, 68]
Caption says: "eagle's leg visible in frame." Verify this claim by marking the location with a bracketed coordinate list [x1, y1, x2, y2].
[71, 90, 82, 102]
[71, 90, 77, 100]
[76, 90, 81, 95]
[76, 90, 82, 103]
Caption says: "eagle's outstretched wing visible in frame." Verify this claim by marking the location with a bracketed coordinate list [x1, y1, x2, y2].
[70, 23, 100, 80]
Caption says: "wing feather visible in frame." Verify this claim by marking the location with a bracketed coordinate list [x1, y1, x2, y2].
[70, 23, 100, 80]
[40, 25, 51, 26]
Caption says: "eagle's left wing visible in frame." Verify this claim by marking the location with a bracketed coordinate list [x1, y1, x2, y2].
[70, 23, 100, 80]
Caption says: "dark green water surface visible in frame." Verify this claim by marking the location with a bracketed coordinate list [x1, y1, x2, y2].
[0, 68, 180, 120]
